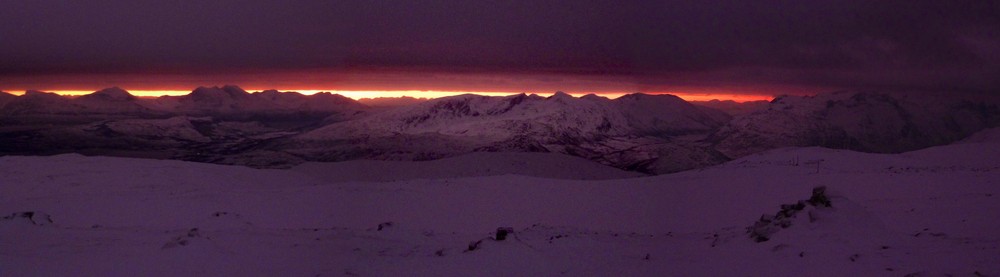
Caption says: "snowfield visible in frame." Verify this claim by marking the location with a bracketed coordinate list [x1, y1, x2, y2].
[1, 130, 999, 276]
[292, 152, 645, 182]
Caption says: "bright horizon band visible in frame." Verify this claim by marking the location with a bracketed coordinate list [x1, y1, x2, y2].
[6, 89, 775, 102]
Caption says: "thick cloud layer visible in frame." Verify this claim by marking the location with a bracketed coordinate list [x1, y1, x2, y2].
[1, 0, 997, 93]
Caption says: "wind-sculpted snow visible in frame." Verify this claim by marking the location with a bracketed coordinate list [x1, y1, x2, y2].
[1, 136, 998, 276]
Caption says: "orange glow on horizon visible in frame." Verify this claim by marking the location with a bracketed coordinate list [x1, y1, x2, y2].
[9, 89, 774, 103]
[648, 92, 775, 102]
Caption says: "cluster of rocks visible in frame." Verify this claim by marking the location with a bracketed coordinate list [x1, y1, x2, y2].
[747, 186, 832, 242]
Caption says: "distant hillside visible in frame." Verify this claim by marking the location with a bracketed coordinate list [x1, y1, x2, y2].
[2, 87, 998, 175]
[0, 86, 368, 118]
[690, 99, 770, 116]
[358, 96, 429, 107]
[710, 91, 1000, 159]
[292, 92, 732, 174]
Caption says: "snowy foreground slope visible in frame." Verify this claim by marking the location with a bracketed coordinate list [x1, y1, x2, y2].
[2, 135, 999, 276]
[292, 152, 644, 182]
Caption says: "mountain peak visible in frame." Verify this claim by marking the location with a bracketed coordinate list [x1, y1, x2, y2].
[86, 87, 135, 101]
[24, 90, 56, 96]
[191, 86, 219, 94]
[254, 89, 305, 100]
[190, 85, 250, 100]
[548, 91, 574, 101]
[221, 85, 248, 96]
[581, 93, 609, 101]
[618, 92, 683, 102]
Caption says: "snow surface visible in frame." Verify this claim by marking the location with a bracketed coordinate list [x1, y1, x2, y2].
[1, 130, 999, 276]
[293, 152, 645, 182]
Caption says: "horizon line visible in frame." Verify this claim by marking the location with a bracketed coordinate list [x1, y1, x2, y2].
[2, 87, 777, 103]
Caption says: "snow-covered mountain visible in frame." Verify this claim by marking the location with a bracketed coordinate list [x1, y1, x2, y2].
[711, 91, 1000, 159]
[139, 86, 368, 117]
[0, 87, 369, 168]
[74, 87, 158, 114]
[293, 92, 731, 173]
[1, 88, 154, 115]
[304, 92, 726, 139]
[0, 90, 78, 115]
[254, 90, 367, 113]
[358, 96, 429, 107]
[691, 99, 770, 116]
[0, 86, 367, 118]
[4, 87, 998, 175]
[85, 116, 213, 143]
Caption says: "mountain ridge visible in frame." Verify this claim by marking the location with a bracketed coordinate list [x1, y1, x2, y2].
[0, 86, 367, 117]
[293, 92, 731, 173]
[1, 87, 998, 175]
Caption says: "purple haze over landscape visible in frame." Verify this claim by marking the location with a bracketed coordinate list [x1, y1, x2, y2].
[1, 1, 999, 276]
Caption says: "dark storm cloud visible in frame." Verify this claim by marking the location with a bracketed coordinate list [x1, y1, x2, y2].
[1, 0, 998, 92]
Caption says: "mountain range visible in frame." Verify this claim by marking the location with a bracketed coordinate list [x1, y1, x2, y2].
[1, 87, 997, 174]
[0, 86, 366, 118]
[292, 92, 731, 173]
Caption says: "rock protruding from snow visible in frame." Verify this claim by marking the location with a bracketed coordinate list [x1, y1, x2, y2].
[747, 187, 832, 242]
[1, 211, 54, 226]
[161, 228, 203, 249]
[745, 185, 888, 246]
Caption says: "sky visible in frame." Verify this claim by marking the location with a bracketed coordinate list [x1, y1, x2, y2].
[1, 0, 997, 100]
